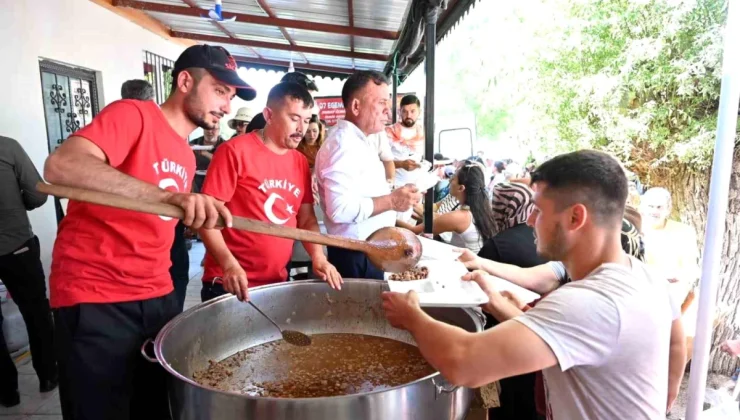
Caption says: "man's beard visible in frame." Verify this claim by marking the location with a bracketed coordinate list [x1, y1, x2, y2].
[535, 222, 567, 261]
[401, 118, 416, 128]
[184, 93, 218, 130]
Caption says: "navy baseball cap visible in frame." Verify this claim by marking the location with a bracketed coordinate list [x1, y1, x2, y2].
[173, 45, 257, 101]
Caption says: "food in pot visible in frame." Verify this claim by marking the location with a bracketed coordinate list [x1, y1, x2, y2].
[389, 266, 429, 281]
[192, 333, 434, 398]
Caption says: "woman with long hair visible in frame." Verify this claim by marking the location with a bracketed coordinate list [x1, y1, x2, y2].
[398, 161, 495, 254]
[297, 116, 324, 204]
[297, 115, 323, 169]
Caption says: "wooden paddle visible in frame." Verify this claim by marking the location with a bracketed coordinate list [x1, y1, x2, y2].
[37, 182, 422, 273]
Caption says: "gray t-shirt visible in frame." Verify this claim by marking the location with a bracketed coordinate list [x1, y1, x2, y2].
[516, 256, 678, 420]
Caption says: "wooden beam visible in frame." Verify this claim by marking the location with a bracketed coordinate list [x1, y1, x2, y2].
[232, 56, 355, 75]
[113, 0, 399, 40]
[89, 0, 196, 48]
[179, 0, 262, 59]
[171, 31, 388, 61]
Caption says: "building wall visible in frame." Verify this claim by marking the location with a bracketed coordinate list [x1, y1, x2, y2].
[0, 0, 186, 275]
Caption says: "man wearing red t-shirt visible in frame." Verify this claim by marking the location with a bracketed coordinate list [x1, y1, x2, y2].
[200, 82, 341, 302]
[43, 45, 255, 420]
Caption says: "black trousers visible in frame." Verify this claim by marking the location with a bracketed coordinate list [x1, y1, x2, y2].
[486, 313, 539, 420]
[169, 222, 189, 312]
[200, 281, 228, 302]
[54, 291, 180, 420]
[0, 236, 56, 395]
[327, 247, 384, 280]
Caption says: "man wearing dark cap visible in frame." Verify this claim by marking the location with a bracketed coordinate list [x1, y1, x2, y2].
[247, 72, 320, 134]
[43, 44, 255, 420]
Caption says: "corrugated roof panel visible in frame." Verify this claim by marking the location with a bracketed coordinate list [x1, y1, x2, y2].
[138, 0, 187, 6]
[301, 53, 354, 68]
[287, 29, 351, 51]
[203, 43, 261, 58]
[264, 0, 349, 26]
[251, 48, 304, 62]
[195, 0, 267, 15]
[353, 0, 410, 31]
[352, 58, 386, 71]
[146, 11, 221, 33]
[353, 36, 395, 54]
[221, 20, 288, 42]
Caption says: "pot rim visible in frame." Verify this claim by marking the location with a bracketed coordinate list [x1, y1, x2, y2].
[154, 279, 482, 401]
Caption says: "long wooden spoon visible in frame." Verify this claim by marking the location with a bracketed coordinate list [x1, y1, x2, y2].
[37, 183, 422, 273]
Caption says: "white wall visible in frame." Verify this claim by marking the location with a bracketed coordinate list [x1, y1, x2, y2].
[0, 0, 186, 274]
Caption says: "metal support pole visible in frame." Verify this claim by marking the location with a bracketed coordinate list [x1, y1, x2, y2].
[685, 1, 740, 418]
[423, 8, 438, 234]
[392, 69, 398, 124]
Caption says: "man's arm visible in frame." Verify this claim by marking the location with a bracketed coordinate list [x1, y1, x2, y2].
[45, 136, 171, 202]
[383, 160, 395, 182]
[399, 211, 467, 236]
[200, 227, 239, 271]
[376, 131, 396, 181]
[10, 138, 47, 209]
[667, 318, 687, 412]
[383, 292, 557, 387]
[297, 203, 342, 290]
[458, 248, 561, 295]
[297, 203, 328, 261]
[318, 146, 418, 223]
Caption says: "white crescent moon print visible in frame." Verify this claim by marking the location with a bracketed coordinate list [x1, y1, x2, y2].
[158, 178, 179, 221]
[264, 193, 290, 225]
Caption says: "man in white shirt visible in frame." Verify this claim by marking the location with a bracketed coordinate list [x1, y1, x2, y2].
[382, 150, 683, 419]
[366, 130, 396, 184]
[315, 71, 422, 279]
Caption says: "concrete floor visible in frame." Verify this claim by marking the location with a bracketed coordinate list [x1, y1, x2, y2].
[0, 243, 207, 419]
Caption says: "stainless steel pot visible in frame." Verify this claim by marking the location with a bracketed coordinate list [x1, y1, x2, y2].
[143, 279, 484, 420]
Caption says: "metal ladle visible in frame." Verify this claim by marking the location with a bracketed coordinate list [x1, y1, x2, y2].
[248, 301, 312, 346]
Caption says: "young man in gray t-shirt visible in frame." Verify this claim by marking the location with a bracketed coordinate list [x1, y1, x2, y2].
[381, 150, 685, 420]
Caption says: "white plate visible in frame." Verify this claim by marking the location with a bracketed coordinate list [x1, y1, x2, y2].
[385, 260, 541, 307]
[486, 275, 541, 305]
[417, 236, 462, 261]
[386, 260, 489, 307]
[415, 172, 440, 192]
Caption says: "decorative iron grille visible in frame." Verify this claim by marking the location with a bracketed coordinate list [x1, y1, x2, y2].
[143, 51, 174, 105]
[39, 60, 99, 154]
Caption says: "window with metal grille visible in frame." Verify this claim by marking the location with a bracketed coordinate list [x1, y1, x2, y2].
[143, 51, 174, 104]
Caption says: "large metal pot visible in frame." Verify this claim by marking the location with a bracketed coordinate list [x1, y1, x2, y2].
[145, 279, 484, 420]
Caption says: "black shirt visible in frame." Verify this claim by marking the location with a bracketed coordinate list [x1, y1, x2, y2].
[479, 223, 544, 420]
[189, 136, 224, 172]
[477, 223, 545, 268]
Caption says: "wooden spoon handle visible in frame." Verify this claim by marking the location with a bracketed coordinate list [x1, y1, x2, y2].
[36, 182, 370, 252]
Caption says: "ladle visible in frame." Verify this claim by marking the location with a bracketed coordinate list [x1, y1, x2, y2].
[36, 183, 423, 273]
[248, 301, 312, 346]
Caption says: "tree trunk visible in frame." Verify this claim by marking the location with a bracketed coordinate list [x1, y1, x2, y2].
[663, 149, 740, 376]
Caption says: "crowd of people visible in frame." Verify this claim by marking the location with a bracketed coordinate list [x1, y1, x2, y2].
[0, 41, 723, 420]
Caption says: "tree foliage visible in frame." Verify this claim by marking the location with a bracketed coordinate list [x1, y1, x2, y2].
[436, 0, 728, 173]
[532, 0, 727, 176]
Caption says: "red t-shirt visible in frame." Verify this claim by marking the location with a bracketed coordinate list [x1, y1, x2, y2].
[201, 132, 312, 287]
[50, 100, 195, 308]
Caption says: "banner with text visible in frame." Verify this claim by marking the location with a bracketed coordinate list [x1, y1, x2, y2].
[315, 93, 415, 127]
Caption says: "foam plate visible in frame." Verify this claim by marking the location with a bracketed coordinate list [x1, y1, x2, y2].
[386, 260, 489, 307]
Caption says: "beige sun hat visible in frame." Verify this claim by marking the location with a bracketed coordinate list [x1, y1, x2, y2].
[228, 107, 254, 129]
